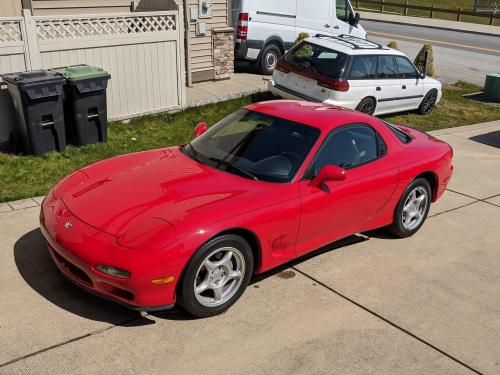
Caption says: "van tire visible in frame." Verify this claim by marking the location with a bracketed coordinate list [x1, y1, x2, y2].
[356, 97, 376, 115]
[259, 44, 281, 75]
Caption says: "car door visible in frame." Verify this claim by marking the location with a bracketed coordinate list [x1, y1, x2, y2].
[295, 124, 399, 257]
[333, 0, 364, 37]
[295, 0, 332, 37]
[346, 55, 378, 108]
[395, 55, 425, 110]
[374, 55, 402, 114]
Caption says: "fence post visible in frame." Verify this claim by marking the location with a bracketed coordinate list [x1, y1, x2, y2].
[22, 9, 42, 70]
[356, 0, 359, 9]
[404, 0, 409, 15]
[457, 8, 462, 21]
[430, 4, 434, 18]
[177, 6, 187, 107]
[490, 11, 495, 25]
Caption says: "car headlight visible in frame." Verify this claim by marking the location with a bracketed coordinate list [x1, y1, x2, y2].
[116, 217, 175, 250]
[95, 264, 131, 279]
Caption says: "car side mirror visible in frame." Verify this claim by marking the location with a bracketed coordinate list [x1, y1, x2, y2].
[194, 122, 208, 138]
[350, 12, 360, 26]
[309, 165, 346, 188]
[419, 72, 426, 79]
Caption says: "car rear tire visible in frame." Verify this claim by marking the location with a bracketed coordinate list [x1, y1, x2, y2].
[387, 178, 432, 238]
[259, 44, 281, 76]
[178, 234, 253, 318]
[356, 97, 376, 115]
[417, 89, 438, 115]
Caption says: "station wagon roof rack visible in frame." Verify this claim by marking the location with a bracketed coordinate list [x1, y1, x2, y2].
[313, 34, 386, 50]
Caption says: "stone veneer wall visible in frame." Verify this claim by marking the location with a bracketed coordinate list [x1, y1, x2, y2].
[213, 28, 234, 80]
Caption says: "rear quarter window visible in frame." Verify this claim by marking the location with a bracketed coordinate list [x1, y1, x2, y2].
[348, 55, 378, 79]
[382, 120, 413, 144]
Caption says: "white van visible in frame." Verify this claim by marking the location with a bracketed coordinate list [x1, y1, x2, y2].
[232, 0, 366, 75]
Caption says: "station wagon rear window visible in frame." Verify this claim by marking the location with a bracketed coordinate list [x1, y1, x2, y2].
[284, 42, 349, 80]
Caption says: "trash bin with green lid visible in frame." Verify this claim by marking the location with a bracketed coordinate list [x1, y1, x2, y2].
[51, 65, 111, 146]
[2, 70, 66, 156]
[484, 73, 500, 103]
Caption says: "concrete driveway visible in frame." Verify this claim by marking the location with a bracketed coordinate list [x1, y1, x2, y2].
[1, 121, 500, 374]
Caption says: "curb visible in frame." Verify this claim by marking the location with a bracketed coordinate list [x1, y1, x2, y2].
[361, 16, 500, 38]
[0, 197, 44, 214]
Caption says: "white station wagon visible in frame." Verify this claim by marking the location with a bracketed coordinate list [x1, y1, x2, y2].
[269, 34, 442, 116]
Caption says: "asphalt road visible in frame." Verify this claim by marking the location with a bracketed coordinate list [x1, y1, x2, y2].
[363, 20, 500, 86]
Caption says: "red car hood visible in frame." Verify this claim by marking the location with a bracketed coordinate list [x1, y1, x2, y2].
[55, 147, 275, 237]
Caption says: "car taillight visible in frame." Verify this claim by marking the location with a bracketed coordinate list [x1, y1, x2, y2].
[318, 78, 349, 92]
[275, 59, 290, 73]
[237, 12, 248, 40]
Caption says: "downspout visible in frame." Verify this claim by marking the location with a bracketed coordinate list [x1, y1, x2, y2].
[183, 0, 193, 87]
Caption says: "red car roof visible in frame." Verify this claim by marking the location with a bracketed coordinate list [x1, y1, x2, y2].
[245, 100, 375, 132]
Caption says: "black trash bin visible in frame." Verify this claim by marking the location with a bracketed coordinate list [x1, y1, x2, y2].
[2, 70, 66, 156]
[51, 65, 111, 146]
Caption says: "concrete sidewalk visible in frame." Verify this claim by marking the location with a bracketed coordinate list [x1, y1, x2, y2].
[186, 72, 270, 107]
[1, 121, 500, 374]
[359, 10, 500, 36]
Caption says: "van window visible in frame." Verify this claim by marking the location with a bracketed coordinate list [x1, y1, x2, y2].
[395, 56, 419, 79]
[377, 56, 398, 79]
[348, 55, 378, 79]
[285, 42, 349, 79]
[336, 0, 353, 22]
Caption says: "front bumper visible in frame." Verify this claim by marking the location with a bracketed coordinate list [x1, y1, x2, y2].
[40, 194, 179, 311]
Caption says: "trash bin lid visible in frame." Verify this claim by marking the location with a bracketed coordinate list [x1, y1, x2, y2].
[1, 70, 65, 87]
[51, 64, 110, 81]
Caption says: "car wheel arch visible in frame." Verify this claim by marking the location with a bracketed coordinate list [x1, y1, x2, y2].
[415, 171, 439, 201]
[263, 36, 285, 54]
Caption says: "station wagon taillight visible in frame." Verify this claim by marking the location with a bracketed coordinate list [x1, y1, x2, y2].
[318, 78, 350, 92]
[237, 13, 249, 40]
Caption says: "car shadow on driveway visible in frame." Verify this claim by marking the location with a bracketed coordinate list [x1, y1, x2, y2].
[469, 130, 500, 148]
[14, 228, 386, 323]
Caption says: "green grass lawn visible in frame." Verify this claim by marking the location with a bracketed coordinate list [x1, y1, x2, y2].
[355, 0, 497, 25]
[1, 82, 499, 203]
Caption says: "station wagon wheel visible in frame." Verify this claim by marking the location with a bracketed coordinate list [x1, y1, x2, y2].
[418, 90, 438, 115]
[178, 234, 253, 317]
[356, 97, 376, 115]
[388, 177, 432, 238]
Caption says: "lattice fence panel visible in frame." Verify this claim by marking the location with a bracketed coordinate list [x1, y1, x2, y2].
[36, 14, 177, 41]
[0, 20, 23, 44]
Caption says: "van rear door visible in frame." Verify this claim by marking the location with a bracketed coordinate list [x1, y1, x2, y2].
[295, 0, 332, 38]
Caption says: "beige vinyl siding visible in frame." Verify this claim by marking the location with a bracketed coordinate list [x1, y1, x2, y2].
[188, 0, 228, 73]
[135, 0, 179, 11]
[31, 0, 133, 15]
[0, 0, 22, 17]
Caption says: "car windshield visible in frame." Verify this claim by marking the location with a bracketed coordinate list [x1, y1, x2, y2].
[284, 42, 349, 79]
[183, 109, 320, 183]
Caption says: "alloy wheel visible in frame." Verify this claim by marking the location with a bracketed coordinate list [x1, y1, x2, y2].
[401, 186, 428, 231]
[422, 92, 437, 114]
[194, 247, 245, 307]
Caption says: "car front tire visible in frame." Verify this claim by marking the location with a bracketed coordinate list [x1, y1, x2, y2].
[387, 177, 432, 238]
[417, 89, 438, 115]
[178, 234, 253, 318]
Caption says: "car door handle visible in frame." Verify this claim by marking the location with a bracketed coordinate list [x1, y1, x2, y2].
[333, 25, 340, 29]
[376, 87, 381, 91]
[402, 85, 407, 89]
[324, 23, 331, 28]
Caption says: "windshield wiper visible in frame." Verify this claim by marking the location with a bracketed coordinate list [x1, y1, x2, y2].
[208, 157, 259, 181]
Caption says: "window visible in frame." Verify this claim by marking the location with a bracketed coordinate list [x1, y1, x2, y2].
[348, 55, 378, 79]
[336, 0, 353, 22]
[184, 109, 320, 183]
[381, 120, 412, 144]
[308, 125, 384, 176]
[285, 42, 349, 79]
[395, 56, 418, 79]
[377, 56, 398, 79]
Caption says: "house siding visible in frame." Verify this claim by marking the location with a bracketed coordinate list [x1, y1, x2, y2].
[30, 0, 133, 15]
[0, 0, 22, 17]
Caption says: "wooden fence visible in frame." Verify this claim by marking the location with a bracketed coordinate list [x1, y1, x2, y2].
[354, 0, 500, 25]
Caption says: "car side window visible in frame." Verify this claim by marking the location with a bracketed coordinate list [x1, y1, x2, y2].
[348, 55, 378, 79]
[336, 0, 350, 22]
[309, 125, 384, 176]
[395, 56, 418, 79]
[377, 56, 398, 79]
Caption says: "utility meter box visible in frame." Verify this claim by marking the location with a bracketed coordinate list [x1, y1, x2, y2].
[190, 7, 198, 21]
[196, 22, 206, 36]
[198, 0, 212, 18]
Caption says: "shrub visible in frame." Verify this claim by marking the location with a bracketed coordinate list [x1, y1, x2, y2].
[414, 43, 435, 77]
[387, 41, 399, 50]
[294, 32, 310, 45]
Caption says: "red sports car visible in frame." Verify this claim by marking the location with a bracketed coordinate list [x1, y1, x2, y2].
[40, 100, 453, 317]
